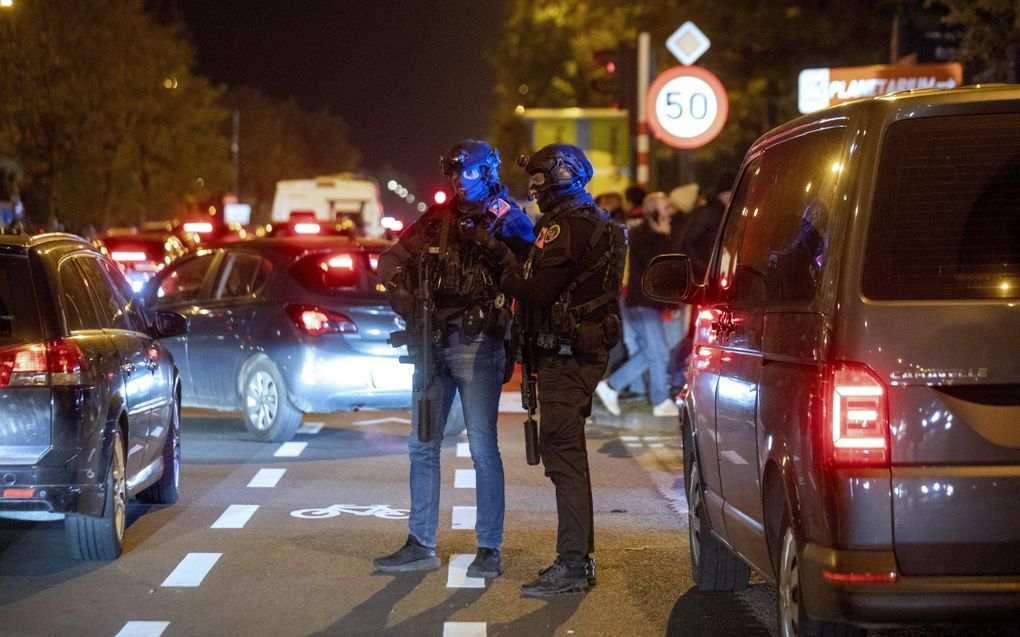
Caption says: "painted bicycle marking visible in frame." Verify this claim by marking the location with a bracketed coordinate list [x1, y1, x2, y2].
[289, 504, 410, 520]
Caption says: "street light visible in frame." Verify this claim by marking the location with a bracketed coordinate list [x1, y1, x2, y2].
[0, 0, 13, 8]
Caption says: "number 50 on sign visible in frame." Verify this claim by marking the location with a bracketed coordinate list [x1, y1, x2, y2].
[647, 66, 729, 149]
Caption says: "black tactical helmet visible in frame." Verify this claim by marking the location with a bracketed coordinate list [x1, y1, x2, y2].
[517, 143, 593, 208]
[440, 139, 502, 204]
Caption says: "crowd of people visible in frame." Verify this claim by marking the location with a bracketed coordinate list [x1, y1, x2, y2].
[594, 171, 734, 418]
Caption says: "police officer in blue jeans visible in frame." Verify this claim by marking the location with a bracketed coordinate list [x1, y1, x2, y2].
[374, 140, 534, 578]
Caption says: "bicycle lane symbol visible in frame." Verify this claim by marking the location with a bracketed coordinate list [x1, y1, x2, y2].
[290, 504, 410, 520]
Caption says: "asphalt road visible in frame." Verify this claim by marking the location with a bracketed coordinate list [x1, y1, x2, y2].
[1, 399, 1017, 637]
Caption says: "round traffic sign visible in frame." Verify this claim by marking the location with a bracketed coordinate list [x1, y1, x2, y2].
[647, 65, 728, 149]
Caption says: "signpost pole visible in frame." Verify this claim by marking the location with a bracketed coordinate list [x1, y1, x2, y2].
[636, 32, 651, 188]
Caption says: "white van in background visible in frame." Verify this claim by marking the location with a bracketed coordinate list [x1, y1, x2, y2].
[271, 174, 384, 238]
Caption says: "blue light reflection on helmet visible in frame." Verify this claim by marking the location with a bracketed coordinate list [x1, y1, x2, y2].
[440, 139, 502, 204]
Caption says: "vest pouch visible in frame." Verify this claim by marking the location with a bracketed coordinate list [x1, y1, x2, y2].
[601, 313, 621, 348]
[462, 304, 486, 336]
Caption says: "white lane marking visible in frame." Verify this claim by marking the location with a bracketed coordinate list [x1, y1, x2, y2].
[296, 422, 324, 434]
[443, 622, 487, 637]
[454, 469, 476, 489]
[211, 504, 259, 529]
[456, 442, 470, 458]
[620, 435, 640, 441]
[451, 506, 476, 530]
[446, 553, 485, 588]
[274, 442, 307, 457]
[247, 468, 286, 488]
[498, 391, 525, 414]
[649, 443, 665, 448]
[161, 553, 222, 587]
[352, 417, 411, 426]
[115, 622, 170, 637]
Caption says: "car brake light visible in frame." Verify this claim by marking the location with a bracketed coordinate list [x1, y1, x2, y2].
[294, 222, 321, 234]
[823, 362, 889, 466]
[326, 254, 354, 270]
[111, 251, 148, 262]
[0, 339, 89, 388]
[183, 222, 214, 233]
[285, 304, 357, 336]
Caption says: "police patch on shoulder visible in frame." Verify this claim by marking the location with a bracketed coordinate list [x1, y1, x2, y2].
[544, 224, 562, 243]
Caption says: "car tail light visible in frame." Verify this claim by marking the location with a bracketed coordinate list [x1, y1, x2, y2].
[183, 222, 214, 233]
[285, 304, 357, 336]
[822, 362, 889, 466]
[293, 222, 321, 234]
[325, 254, 354, 270]
[110, 251, 148, 262]
[0, 339, 90, 388]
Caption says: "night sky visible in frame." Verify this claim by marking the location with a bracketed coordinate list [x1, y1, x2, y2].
[175, 0, 506, 202]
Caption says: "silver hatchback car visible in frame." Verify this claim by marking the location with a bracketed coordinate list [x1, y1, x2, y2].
[645, 84, 1020, 634]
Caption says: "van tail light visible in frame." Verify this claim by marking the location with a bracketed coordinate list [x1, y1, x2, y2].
[822, 362, 889, 466]
[285, 304, 357, 336]
[183, 222, 214, 234]
[0, 339, 90, 388]
[293, 222, 321, 235]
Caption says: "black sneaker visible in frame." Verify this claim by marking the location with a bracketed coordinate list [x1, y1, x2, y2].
[466, 547, 503, 579]
[373, 534, 441, 573]
[520, 558, 589, 598]
[585, 556, 597, 586]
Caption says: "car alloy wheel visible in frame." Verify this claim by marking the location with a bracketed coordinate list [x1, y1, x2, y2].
[245, 369, 279, 432]
[688, 461, 704, 570]
[778, 525, 800, 637]
[111, 433, 127, 543]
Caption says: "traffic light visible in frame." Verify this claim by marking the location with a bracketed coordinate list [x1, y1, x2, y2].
[590, 47, 637, 112]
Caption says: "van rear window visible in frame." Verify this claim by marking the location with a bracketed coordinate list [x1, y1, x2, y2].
[0, 256, 42, 346]
[863, 113, 1020, 300]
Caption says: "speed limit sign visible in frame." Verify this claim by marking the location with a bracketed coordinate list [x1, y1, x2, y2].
[647, 66, 728, 149]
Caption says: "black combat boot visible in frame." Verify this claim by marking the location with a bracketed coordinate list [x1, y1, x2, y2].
[466, 547, 503, 578]
[520, 558, 589, 598]
[373, 534, 441, 573]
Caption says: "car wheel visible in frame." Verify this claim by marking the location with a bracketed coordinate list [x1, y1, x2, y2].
[776, 510, 865, 637]
[66, 429, 126, 560]
[138, 397, 181, 504]
[242, 359, 302, 442]
[688, 453, 750, 591]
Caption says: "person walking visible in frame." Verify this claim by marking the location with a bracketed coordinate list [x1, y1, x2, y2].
[594, 192, 679, 418]
[374, 139, 534, 578]
[470, 143, 626, 597]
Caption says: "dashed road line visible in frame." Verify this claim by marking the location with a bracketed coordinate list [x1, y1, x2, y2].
[443, 622, 486, 636]
[115, 621, 170, 637]
[352, 416, 411, 426]
[456, 442, 470, 458]
[451, 506, 476, 530]
[247, 468, 286, 488]
[446, 554, 485, 588]
[296, 421, 324, 434]
[211, 504, 260, 529]
[453, 469, 476, 489]
[274, 441, 307, 457]
[498, 391, 525, 413]
[162, 552, 222, 587]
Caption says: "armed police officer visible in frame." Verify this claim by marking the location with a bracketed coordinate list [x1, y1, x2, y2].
[471, 143, 626, 597]
[374, 139, 534, 579]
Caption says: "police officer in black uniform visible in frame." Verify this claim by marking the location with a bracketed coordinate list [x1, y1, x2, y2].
[374, 139, 534, 578]
[471, 143, 627, 596]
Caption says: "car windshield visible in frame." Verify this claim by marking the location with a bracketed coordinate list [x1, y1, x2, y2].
[0, 255, 43, 347]
[863, 112, 1020, 301]
[290, 250, 386, 297]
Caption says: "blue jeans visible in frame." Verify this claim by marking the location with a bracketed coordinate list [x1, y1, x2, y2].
[607, 305, 671, 406]
[408, 327, 505, 549]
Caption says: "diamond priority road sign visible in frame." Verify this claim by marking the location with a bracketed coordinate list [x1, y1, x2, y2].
[646, 65, 729, 150]
[666, 21, 710, 66]
[798, 62, 963, 114]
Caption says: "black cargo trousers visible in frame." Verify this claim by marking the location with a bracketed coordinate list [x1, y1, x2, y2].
[535, 349, 609, 568]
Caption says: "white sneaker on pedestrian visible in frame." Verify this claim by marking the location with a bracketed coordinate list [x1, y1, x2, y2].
[595, 381, 621, 416]
[652, 398, 679, 417]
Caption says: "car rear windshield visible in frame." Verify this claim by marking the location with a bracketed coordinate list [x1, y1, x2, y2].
[290, 250, 386, 297]
[0, 255, 43, 347]
[863, 112, 1020, 300]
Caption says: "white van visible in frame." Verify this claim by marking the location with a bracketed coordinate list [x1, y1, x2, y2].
[271, 174, 384, 238]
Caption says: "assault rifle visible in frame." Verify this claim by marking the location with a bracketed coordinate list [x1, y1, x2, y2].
[388, 251, 439, 442]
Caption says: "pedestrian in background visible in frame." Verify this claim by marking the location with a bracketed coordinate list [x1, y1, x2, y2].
[0, 158, 27, 234]
[374, 139, 534, 579]
[595, 191, 679, 418]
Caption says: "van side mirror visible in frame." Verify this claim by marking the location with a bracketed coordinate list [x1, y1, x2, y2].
[642, 254, 702, 303]
[152, 310, 188, 339]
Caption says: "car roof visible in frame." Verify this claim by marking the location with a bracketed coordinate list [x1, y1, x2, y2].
[0, 232, 94, 255]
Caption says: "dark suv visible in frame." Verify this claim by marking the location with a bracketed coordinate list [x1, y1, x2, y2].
[0, 234, 186, 560]
[645, 85, 1020, 634]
